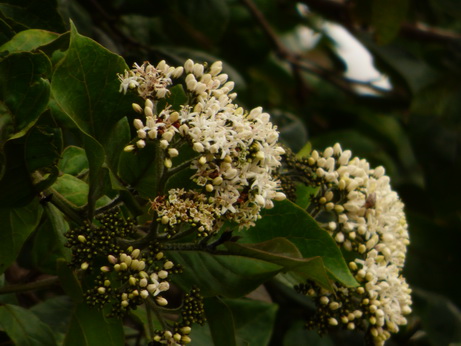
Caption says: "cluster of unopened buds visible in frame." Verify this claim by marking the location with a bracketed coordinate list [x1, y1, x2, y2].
[101, 249, 173, 309]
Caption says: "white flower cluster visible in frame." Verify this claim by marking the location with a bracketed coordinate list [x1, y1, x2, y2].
[305, 143, 412, 345]
[119, 59, 286, 230]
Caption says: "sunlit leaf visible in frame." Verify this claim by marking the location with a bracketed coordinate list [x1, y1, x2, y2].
[50, 22, 130, 143]
[58, 146, 88, 176]
[0, 29, 59, 53]
[240, 200, 357, 288]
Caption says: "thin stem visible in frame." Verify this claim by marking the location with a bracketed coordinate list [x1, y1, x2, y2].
[94, 195, 123, 215]
[0, 276, 60, 295]
[121, 220, 161, 249]
[158, 156, 197, 190]
[146, 299, 167, 329]
[146, 302, 154, 339]
[44, 187, 86, 226]
[152, 141, 165, 197]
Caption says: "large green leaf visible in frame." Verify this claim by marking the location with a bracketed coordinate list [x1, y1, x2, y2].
[50, 22, 130, 144]
[0, 51, 51, 144]
[51, 22, 133, 213]
[240, 200, 357, 288]
[0, 199, 43, 275]
[30, 295, 74, 345]
[223, 238, 332, 290]
[204, 297, 237, 346]
[28, 203, 70, 274]
[0, 304, 56, 346]
[0, 29, 59, 53]
[64, 303, 124, 346]
[168, 251, 282, 298]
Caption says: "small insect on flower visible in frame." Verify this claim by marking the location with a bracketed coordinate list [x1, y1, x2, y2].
[363, 192, 377, 209]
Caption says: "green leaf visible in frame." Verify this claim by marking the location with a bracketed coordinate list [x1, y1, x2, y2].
[103, 116, 130, 171]
[371, 0, 409, 44]
[58, 146, 89, 176]
[64, 303, 124, 346]
[240, 200, 357, 288]
[83, 134, 106, 217]
[28, 203, 70, 274]
[204, 297, 237, 346]
[0, 304, 56, 346]
[224, 298, 278, 346]
[0, 29, 59, 53]
[50, 22, 130, 143]
[52, 174, 89, 207]
[56, 259, 83, 303]
[0, 199, 43, 275]
[0, 51, 51, 143]
[30, 295, 74, 345]
[118, 141, 164, 198]
[223, 238, 332, 290]
[168, 251, 282, 298]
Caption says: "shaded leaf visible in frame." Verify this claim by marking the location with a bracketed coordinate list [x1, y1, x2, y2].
[413, 288, 461, 345]
[0, 304, 56, 346]
[56, 258, 83, 303]
[168, 251, 282, 298]
[224, 298, 278, 346]
[0, 51, 51, 143]
[28, 203, 70, 274]
[0, 137, 36, 207]
[30, 295, 74, 345]
[0, 0, 66, 32]
[204, 297, 237, 346]
[0, 199, 43, 275]
[64, 303, 124, 346]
